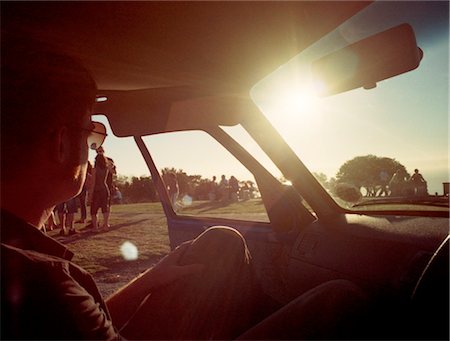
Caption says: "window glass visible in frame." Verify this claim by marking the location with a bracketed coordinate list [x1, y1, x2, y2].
[252, 2, 449, 211]
[221, 124, 285, 182]
[143, 130, 270, 222]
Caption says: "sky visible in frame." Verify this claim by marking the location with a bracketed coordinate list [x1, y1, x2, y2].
[92, 1, 449, 196]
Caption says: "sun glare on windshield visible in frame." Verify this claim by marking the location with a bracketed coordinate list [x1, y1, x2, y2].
[252, 1, 448, 203]
[255, 77, 324, 138]
[276, 85, 318, 116]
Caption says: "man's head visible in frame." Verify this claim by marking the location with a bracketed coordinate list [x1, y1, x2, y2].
[1, 32, 99, 207]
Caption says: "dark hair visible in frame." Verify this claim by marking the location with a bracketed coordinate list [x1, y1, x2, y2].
[1, 32, 97, 161]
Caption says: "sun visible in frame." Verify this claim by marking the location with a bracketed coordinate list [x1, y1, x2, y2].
[278, 87, 318, 115]
[267, 81, 323, 131]
[251, 75, 324, 138]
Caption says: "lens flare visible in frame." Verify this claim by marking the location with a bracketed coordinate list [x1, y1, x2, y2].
[120, 241, 138, 260]
[181, 195, 193, 206]
[95, 96, 108, 103]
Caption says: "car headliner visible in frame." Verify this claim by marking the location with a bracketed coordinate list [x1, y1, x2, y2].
[2, 2, 370, 94]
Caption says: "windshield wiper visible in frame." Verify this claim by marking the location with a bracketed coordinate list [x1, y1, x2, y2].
[352, 196, 449, 208]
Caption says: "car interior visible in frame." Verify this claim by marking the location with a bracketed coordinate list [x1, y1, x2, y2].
[3, 2, 449, 340]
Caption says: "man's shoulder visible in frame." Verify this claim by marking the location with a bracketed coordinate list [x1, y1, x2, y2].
[1, 243, 118, 340]
[1, 243, 82, 311]
[2, 242, 61, 262]
[1, 242, 96, 289]
[1, 242, 87, 280]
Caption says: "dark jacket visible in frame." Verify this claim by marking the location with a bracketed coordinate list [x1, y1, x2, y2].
[1, 209, 120, 340]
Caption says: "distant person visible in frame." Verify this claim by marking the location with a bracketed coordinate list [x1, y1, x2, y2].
[229, 175, 240, 202]
[165, 172, 179, 211]
[241, 182, 251, 200]
[112, 185, 123, 204]
[55, 199, 78, 235]
[76, 161, 92, 224]
[410, 168, 428, 196]
[91, 153, 111, 230]
[219, 174, 229, 201]
[209, 175, 218, 201]
[54, 201, 68, 235]
[248, 181, 257, 199]
[389, 169, 408, 196]
[97, 146, 117, 205]
[44, 210, 57, 233]
[65, 197, 79, 235]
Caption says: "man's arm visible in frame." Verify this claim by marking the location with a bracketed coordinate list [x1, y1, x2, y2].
[106, 242, 203, 331]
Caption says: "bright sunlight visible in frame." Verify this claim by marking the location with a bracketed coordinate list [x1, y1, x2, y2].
[255, 76, 324, 139]
[276, 86, 318, 115]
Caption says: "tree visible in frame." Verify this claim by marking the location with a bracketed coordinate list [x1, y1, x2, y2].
[114, 168, 260, 203]
[335, 155, 408, 197]
[313, 172, 330, 190]
[127, 176, 157, 202]
[114, 175, 157, 203]
[194, 178, 213, 200]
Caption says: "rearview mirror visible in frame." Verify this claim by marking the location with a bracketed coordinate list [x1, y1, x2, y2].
[312, 23, 423, 97]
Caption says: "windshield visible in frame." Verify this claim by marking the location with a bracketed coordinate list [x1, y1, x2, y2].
[251, 1, 449, 212]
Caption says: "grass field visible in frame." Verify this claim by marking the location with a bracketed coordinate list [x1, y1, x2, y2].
[48, 197, 447, 297]
[49, 199, 267, 297]
[49, 202, 170, 297]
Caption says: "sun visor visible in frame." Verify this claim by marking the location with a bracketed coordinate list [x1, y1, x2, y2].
[93, 87, 256, 137]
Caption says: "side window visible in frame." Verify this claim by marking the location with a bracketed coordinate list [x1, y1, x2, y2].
[143, 131, 270, 222]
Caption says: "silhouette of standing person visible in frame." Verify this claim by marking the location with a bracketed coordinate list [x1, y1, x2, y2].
[65, 197, 79, 235]
[209, 175, 218, 201]
[229, 175, 240, 201]
[55, 201, 68, 235]
[389, 169, 408, 196]
[45, 210, 57, 233]
[165, 172, 179, 211]
[76, 161, 92, 224]
[96, 146, 116, 206]
[411, 168, 428, 196]
[91, 153, 111, 230]
[219, 174, 229, 201]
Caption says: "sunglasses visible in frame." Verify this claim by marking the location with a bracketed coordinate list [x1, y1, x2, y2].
[83, 121, 107, 150]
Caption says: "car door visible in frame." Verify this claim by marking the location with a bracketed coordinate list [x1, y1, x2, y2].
[132, 117, 319, 300]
